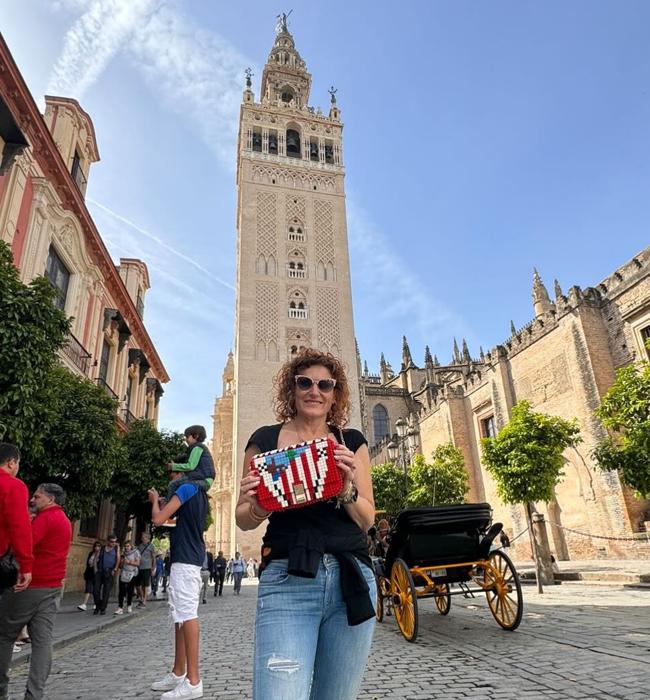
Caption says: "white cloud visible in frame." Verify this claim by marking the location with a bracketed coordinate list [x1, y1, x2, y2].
[47, 0, 160, 97]
[48, 0, 251, 168]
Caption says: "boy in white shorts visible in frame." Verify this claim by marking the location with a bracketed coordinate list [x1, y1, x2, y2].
[148, 471, 208, 700]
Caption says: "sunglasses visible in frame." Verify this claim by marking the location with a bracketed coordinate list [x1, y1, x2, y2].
[294, 375, 337, 393]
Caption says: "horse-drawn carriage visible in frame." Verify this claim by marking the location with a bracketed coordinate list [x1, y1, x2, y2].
[373, 503, 523, 642]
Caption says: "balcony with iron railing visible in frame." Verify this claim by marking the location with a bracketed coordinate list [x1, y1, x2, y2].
[122, 408, 136, 426]
[96, 377, 118, 400]
[60, 333, 92, 376]
[288, 307, 308, 320]
[288, 231, 305, 242]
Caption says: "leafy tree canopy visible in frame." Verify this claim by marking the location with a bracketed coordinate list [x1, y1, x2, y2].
[370, 461, 407, 518]
[20, 366, 123, 520]
[481, 400, 581, 505]
[0, 241, 69, 451]
[407, 444, 469, 507]
[593, 363, 650, 498]
[114, 419, 185, 529]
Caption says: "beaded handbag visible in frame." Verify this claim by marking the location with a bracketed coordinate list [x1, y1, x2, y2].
[250, 437, 344, 512]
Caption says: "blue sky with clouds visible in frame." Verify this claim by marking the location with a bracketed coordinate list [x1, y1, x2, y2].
[2, 1, 649, 433]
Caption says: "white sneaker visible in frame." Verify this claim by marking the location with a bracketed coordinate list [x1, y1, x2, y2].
[77, 603, 87, 611]
[151, 672, 186, 691]
[161, 678, 203, 699]
[114, 608, 123, 615]
[127, 605, 133, 613]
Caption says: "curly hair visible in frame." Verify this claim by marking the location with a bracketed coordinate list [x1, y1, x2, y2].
[273, 348, 351, 426]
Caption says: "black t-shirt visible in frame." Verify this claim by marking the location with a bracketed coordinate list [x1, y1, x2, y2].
[245, 424, 369, 544]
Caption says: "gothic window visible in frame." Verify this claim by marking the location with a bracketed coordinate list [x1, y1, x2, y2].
[256, 255, 276, 276]
[287, 221, 305, 242]
[640, 324, 650, 359]
[286, 128, 301, 158]
[281, 85, 294, 102]
[287, 250, 306, 278]
[252, 129, 262, 152]
[372, 404, 390, 444]
[288, 290, 308, 319]
[310, 139, 319, 162]
[45, 246, 70, 311]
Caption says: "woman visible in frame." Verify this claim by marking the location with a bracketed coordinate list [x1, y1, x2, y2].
[114, 541, 140, 615]
[236, 349, 376, 700]
[77, 540, 102, 611]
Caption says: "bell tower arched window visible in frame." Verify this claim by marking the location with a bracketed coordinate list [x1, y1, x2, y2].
[286, 129, 301, 158]
[372, 404, 390, 444]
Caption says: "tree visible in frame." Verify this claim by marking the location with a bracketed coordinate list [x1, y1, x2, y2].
[593, 363, 650, 499]
[20, 366, 124, 521]
[113, 419, 184, 541]
[481, 400, 580, 591]
[370, 462, 407, 518]
[407, 445, 469, 507]
[0, 241, 69, 451]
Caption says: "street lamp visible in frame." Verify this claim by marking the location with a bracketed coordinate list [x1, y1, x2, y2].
[387, 417, 419, 504]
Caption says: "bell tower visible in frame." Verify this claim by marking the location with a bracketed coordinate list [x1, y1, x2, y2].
[228, 16, 361, 557]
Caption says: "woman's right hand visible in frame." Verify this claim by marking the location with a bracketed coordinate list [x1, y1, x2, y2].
[239, 470, 262, 506]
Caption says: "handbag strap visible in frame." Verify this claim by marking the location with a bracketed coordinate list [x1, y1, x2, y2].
[334, 425, 347, 449]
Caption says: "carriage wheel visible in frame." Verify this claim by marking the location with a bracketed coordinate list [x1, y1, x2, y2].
[390, 558, 418, 642]
[375, 575, 384, 622]
[484, 550, 523, 631]
[434, 582, 451, 615]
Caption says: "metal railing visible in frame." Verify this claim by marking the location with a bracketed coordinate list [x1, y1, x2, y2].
[122, 409, 136, 426]
[60, 333, 92, 376]
[287, 266, 306, 279]
[96, 377, 118, 400]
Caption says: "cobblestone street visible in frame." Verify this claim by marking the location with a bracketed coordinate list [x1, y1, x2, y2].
[7, 580, 649, 699]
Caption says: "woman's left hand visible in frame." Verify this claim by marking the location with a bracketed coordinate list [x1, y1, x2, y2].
[334, 445, 356, 484]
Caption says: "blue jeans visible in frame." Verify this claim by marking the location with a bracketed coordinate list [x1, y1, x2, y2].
[253, 554, 376, 700]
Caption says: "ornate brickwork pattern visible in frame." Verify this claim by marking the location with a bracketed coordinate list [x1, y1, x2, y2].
[286, 194, 306, 225]
[251, 165, 336, 193]
[316, 287, 340, 349]
[256, 192, 277, 258]
[314, 200, 335, 264]
[255, 281, 279, 343]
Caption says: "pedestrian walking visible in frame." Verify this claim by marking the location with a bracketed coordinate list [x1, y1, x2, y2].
[151, 553, 164, 598]
[149, 468, 208, 699]
[199, 553, 210, 604]
[162, 552, 171, 595]
[77, 541, 102, 611]
[115, 542, 140, 615]
[225, 558, 233, 584]
[206, 550, 214, 584]
[212, 551, 226, 597]
[236, 349, 376, 699]
[0, 482, 72, 700]
[93, 535, 120, 615]
[0, 443, 33, 596]
[135, 532, 155, 607]
[231, 552, 245, 595]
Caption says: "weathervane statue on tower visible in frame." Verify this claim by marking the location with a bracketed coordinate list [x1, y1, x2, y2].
[276, 9, 292, 34]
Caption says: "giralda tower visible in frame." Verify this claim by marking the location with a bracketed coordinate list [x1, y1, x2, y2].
[226, 16, 361, 557]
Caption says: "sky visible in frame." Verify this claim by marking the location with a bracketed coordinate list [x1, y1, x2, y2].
[2, 1, 649, 434]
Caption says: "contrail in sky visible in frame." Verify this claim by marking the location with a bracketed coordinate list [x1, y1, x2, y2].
[87, 198, 236, 291]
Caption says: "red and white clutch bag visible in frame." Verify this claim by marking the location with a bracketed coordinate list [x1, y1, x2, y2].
[250, 437, 344, 512]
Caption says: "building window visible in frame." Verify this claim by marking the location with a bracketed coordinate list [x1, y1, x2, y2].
[71, 149, 86, 191]
[98, 339, 111, 383]
[44, 246, 70, 311]
[640, 325, 650, 359]
[286, 129, 301, 158]
[268, 130, 278, 154]
[136, 290, 144, 319]
[310, 139, 319, 161]
[480, 415, 497, 439]
[373, 404, 390, 444]
[252, 130, 262, 152]
[78, 505, 101, 539]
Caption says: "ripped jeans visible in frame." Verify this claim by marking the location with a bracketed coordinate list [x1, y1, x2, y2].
[253, 555, 376, 700]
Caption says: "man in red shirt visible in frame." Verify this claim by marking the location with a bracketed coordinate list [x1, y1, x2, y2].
[0, 482, 72, 700]
[0, 443, 33, 594]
